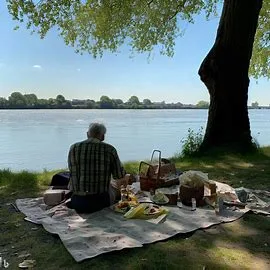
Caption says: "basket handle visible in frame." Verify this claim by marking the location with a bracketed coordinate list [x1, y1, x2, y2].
[138, 161, 153, 175]
[138, 161, 160, 182]
[150, 150, 161, 164]
[150, 150, 161, 180]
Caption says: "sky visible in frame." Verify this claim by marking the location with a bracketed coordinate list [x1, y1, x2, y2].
[0, 2, 269, 105]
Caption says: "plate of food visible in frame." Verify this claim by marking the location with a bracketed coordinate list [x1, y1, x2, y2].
[113, 200, 139, 213]
[143, 204, 162, 215]
[151, 192, 169, 205]
[113, 201, 130, 213]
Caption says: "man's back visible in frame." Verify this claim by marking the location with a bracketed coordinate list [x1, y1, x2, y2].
[68, 138, 124, 194]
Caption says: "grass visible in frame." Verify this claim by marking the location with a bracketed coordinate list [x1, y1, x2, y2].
[0, 147, 270, 269]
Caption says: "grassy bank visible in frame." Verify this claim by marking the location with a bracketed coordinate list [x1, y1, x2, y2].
[0, 147, 270, 269]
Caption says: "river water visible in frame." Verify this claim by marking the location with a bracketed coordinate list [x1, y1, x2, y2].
[0, 109, 269, 171]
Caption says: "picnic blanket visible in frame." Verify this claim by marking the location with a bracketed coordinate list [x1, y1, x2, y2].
[16, 182, 270, 262]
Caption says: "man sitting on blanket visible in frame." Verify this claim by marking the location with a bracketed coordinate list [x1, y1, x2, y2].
[67, 122, 127, 213]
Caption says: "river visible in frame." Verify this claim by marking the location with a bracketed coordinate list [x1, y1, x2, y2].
[0, 109, 269, 171]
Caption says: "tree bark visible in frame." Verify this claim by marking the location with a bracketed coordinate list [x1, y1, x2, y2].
[198, 0, 263, 151]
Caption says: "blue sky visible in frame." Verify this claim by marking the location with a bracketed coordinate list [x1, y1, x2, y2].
[0, 2, 269, 105]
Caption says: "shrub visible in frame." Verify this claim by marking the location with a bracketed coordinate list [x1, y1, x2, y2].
[181, 127, 204, 157]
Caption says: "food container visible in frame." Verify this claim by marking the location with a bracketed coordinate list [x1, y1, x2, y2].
[43, 189, 66, 206]
[204, 180, 217, 196]
[179, 184, 205, 206]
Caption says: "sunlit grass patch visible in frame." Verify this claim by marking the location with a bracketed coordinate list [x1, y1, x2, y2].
[200, 163, 214, 169]
[37, 169, 60, 187]
[208, 246, 256, 269]
[231, 161, 254, 168]
[0, 169, 38, 191]
[0, 168, 13, 186]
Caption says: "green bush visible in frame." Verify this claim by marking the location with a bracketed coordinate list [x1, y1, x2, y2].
[181, 127, 204, 157]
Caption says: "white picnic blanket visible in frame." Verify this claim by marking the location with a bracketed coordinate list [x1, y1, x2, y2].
[15, 182, 269, 262]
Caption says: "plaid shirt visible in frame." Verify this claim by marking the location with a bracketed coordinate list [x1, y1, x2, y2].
[68, 138, 124, 194]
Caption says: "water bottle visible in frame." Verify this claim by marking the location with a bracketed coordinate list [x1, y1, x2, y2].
[215, 197, 224, 215]
[191, 198, 196, 211]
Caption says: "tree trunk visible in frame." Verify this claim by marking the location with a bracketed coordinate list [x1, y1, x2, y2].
[198, 0, 262, 151]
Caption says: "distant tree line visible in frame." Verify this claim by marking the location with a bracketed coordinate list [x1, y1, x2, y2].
[1, 92, 267, 110]
[0, 92, 213, 109]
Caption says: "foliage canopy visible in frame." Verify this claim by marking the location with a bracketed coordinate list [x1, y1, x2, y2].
[6, 0, 269, 79]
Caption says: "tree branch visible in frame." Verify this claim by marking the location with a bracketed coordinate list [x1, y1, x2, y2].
[147, 0, 154, 7]
[168, 0, 187, 21]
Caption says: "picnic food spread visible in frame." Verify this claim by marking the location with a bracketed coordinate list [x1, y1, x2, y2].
[112, 150, 247, 220]
[113, 185, 168, 219]
[114, 186, 139, 213]
[124, 203, 168, 219]
[112, 168, 238, 219]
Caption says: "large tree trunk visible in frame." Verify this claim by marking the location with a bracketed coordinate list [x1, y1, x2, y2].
[198, 0, 262, 151]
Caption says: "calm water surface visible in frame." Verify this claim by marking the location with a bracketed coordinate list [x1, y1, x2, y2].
[0, 109, 269, 171]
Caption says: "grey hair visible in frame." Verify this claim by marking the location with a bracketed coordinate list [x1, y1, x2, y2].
[88, 123, 106, 138]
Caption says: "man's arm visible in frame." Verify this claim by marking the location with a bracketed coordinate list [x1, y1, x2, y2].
[110, 148, 125, 180]
[68, 144, 77, 191]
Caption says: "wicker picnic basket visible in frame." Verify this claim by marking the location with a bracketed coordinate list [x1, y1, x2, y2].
[139, 150, 179, 191]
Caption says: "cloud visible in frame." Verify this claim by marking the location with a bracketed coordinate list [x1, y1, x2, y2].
[33, 64, 42, 69]
[77, 68, 81, 72]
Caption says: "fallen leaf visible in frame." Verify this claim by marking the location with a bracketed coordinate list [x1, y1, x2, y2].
[18, 253, 31, 259]
[18, 259, 36, 269]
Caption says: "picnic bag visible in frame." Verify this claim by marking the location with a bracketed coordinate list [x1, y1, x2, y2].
[50, 171, 70, 189]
